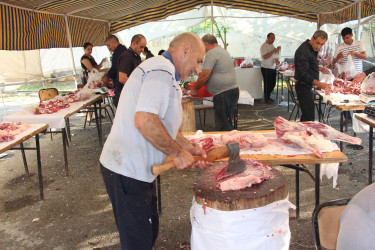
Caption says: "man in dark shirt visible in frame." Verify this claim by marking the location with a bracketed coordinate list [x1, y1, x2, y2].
[294, 30, 335, 121]
[114, 34, 146, 107]
[105, 35, 127, 88]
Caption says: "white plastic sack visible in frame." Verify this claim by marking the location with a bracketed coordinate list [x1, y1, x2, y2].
[87, 68, 103, 87]
[360, 73, 375, 95]
[319, 68, 334, 84]
[190, 197, 295, 250]
[336, 55, 357, 80]
[240, 57, 254, 68]
[320, 163, 339, 188]
[283, 70, 294, 77]
[353, 113, 370, 133]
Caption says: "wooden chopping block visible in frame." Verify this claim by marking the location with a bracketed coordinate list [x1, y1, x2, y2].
[179, 98, 196, 132]
[193, 161, 288, 211]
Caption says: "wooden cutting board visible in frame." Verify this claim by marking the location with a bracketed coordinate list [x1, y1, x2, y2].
[193, 161, 288, 211]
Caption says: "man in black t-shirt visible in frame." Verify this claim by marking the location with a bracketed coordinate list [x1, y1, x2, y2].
[113, 34, 146, 107]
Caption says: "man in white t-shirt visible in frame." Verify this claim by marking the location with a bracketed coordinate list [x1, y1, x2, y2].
[99, 32, 209, 250]
[260, 33, 281, 104]
[333, 27, 367, 75]
[333, 27, 367, 122]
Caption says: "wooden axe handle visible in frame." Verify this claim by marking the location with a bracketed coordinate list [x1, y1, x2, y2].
[151, 145, 229, 175]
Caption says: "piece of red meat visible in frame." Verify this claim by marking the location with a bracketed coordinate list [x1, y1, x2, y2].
[216, 158, 272, 191]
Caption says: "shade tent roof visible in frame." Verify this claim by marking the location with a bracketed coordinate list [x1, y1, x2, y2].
[1, 0, 375, 50]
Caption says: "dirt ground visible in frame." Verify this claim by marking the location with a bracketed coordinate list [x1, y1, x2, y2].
[0, 94, 371, 249]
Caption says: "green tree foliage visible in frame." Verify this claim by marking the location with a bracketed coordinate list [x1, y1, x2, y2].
[188, 19, 228, 50]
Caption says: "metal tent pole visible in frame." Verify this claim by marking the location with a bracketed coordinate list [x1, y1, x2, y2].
[357, 0, 362, 40]
[211, 0, 214, 34]
[64, 16, 78, 88]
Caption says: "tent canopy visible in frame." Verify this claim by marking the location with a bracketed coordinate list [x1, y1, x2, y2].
[1, 0, 375, 50]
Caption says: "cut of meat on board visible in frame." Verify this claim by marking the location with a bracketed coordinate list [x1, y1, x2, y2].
[274, 116, 362, 157]
[216, 158, 272, 192]
[189, 133, 223, 151]
[220, 130, 268, 148]
[274, 116, 361, 144]
[281, 131, 324, 158]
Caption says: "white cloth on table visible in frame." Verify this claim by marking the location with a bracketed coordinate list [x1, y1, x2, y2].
[353, 113, 370, 133]
[2, 95, 99, 128]
[320, 163, 339, 188]
[203, 90, 254, 106]
[190, 196, 295, 250]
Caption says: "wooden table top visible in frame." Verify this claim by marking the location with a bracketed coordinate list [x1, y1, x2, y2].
[0, 124, 48, 154]
[182, 130, 348, 165]
[354, 113, 375, 128]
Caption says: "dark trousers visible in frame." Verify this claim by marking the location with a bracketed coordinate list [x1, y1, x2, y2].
[295, 83, 315, 121]
[213, 87, 239, 131]
[100, 164, 159, 250]
[261, 67, 277, 101]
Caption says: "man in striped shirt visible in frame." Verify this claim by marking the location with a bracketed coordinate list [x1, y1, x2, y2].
[333, 27, 367, 74]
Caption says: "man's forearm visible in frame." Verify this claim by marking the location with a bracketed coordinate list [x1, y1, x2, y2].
[134, 112, 182, 158]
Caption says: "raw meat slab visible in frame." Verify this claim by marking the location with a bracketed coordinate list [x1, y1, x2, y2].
[193, 162, 288, 211]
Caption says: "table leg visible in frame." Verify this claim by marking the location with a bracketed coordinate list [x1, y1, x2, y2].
[318, 95, 322, 122]
[157, 175, 162, 215]
[93, 101, 102, 146]
[35, 134, 44, 200]
[315, 164, 320, 207]
[62, 128, 70, 176]
[295, 168, 300, 219]
[340, 112, 344, 152]
[369, 127, 373, 184]
[20, 142, 29, 176]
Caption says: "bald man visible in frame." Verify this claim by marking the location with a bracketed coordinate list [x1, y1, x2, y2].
[113, 34, 146, 107]
[100, 32, 209, 249]
[191, 34, 239, 131]
[105, 35, 127, 90]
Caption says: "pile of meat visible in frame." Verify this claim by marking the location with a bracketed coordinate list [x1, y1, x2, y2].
[324, 78, 361, 95]
[216, 158, 272, 192]
[189, 130, 268, 152]
[274, 116, 361, 158]
[33, 89, 91, 115]
[0, 122, 31, 142]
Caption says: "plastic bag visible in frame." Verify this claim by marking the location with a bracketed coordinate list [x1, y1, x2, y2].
[360, 73, 375, 95]
[336, 55, 357, 80]
[87, 68, 103, 87]
[75, 83, 93, 101]
[319, 68, 334, 85]
[240, 58, 253, 68]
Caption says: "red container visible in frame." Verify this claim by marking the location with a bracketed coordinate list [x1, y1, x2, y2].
[188, 82, 213, 98]
[234, 58, 245, 67]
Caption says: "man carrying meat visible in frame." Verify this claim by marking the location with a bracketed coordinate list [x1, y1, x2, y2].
[99, 32, 209, 250]
[113, 34, 146, 107]
[260, 33, 281, 104]
[294, 30, 335, 121]
[190, 34, 239, 131]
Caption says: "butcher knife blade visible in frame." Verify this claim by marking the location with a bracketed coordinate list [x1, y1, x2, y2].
[151, 145, 230, 175]
[224, 142, 247, 175]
